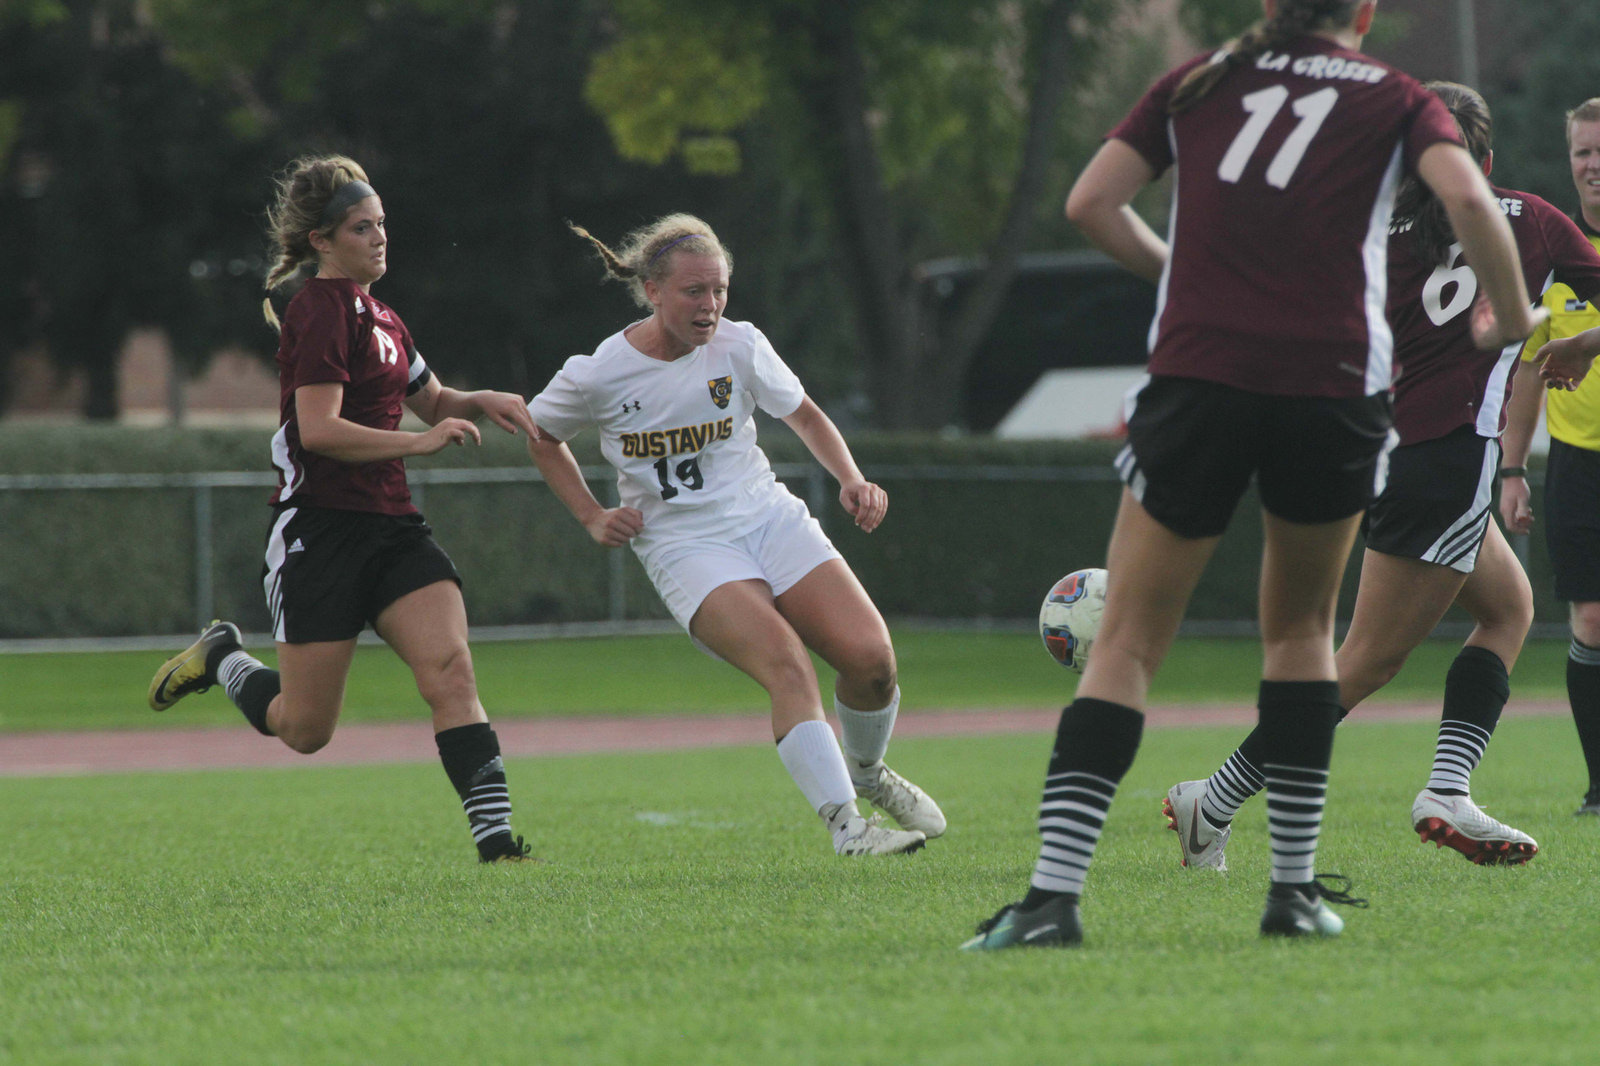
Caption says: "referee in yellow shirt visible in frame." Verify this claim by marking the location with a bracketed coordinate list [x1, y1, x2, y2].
[1501, 97, 1600, 816]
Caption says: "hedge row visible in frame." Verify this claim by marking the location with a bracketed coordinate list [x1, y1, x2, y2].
[0, 423, 1556, 638]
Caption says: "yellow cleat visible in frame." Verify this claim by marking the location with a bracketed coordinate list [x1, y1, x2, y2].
[147, 620, 242, 711]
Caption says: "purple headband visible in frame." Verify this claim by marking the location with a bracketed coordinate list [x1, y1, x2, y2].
[319, 180, 376, 228]
[646, 233, 702, 266]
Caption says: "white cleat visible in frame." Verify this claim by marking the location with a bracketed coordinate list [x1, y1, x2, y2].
[854, 761, 947, 838]
[824, 802, 926, 856]
[1411, 789, 1538, 866]
[1163, 779, 1230, 871]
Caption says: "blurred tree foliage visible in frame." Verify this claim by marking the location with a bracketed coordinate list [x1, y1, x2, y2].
[0, 0, 1580, 428]
[1483, 1, 1600, 210]
[583, 0, 1148, 429]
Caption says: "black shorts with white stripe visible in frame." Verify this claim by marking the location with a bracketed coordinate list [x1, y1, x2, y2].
[1362, 426, 1498, 574]
[260, 505, 461, 643]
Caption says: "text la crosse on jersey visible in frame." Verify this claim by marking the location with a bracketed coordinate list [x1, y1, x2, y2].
[1109, 38, 1462, 399]
[270, 277, 433, 514]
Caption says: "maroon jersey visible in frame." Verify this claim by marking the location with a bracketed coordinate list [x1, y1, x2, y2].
[1388, 188, 1600, 445]
[270, 278, 434, 514]
[1111, 37, 1461, 397]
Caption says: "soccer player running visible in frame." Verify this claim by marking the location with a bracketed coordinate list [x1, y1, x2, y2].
[1501, 98, 1600, 818]
[1165, 83, 1600, 876]
[147, 155, 543, 864]
[963, 0, 1544, 949]
[523, 215, 945, 857]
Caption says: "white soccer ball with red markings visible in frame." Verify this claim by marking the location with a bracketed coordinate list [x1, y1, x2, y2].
[1038, 568, 1107, 673]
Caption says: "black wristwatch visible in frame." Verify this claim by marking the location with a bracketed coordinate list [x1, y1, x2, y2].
[1498, 466, 1527, 479]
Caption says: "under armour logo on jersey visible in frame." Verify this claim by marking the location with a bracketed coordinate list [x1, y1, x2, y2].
[621, 400, 641, 413]
[708, 376, 733, 409]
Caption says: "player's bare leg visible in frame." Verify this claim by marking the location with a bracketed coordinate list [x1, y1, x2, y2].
[377, 581, 533, 863]
[693, 579, 924, 855]
[779, 561, 945, 837]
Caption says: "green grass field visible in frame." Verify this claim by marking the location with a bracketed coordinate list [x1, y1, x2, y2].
[0, 631, 1579, 733]
[3, 634, 1596, 1065]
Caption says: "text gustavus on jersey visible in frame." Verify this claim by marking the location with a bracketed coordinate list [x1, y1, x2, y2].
[620, 418, 735, 458]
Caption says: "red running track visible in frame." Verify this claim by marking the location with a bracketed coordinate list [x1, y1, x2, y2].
[0, 700, 1569, 779]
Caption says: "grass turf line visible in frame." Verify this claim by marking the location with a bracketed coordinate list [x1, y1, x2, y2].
[0, 632, 1579, 733]
[2, 717, 1595, 1065]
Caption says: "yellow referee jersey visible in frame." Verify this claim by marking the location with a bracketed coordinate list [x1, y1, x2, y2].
[1522, 224, 1600, 450]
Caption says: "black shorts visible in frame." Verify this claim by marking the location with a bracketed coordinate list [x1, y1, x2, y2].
[1118, 376, 1394, 539]
[1544, 438, 1600, 603]
[1362, 427, 1497, 574]
[261, 506, 461, 643]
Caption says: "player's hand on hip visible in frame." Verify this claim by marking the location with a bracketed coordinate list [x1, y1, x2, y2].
[419, 418, 481, 454]
[840, 480, 887, 533]
[586, 507, 645, 547]
[1470, 293, 1548, 351]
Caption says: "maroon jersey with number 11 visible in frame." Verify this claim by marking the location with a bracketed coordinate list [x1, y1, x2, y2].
[270, 277, 434, 514]
[1110, 35, 1462, 399]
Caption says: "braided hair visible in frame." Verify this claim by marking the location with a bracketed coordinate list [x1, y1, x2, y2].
[1169, 0, 1363, 114]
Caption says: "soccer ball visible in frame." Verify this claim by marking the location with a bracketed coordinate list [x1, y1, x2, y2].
[1038, 568, 1107, 673]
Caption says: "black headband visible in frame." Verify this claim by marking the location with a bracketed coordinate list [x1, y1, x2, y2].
[319, 180, 376, 228]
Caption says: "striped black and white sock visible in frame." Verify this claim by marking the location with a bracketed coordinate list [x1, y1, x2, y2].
[436, 723, 517, 858]
[1201, 742, 1267, 828]
[1425, 646, 1508, 795]
[1567, 638, 1600, 795]
[1256, 680, 1340, 887]
[214, 649, 280, 737]
[1026, 698, 1143, 903]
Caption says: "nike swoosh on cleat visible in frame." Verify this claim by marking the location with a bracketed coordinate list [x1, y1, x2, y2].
[1022, 924, 1058, 941]
[1187, 803, 1207, 860]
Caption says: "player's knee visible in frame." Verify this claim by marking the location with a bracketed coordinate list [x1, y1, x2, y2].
[1572, 603, 1600, 647]
[837, 643, 897, 705]
[416, 646, 478, 711]
[278, 720, 335, 754]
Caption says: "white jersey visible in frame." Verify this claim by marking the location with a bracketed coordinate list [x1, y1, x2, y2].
[528, 318, 807, 549]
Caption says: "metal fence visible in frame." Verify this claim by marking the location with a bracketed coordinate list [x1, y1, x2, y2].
[0, 462, 1133, 643]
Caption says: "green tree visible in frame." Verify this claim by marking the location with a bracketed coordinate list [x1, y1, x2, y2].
[585, 0, 1159, 430]
[0, 0, 279, 419]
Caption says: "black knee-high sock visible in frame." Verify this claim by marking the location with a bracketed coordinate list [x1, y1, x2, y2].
[1022, 698, 1144, 908]
[209, 644, 280, 737]
[436, 723, 517, 858]
[1426, 646, 1509, 796]
[1255, 680, 1341, 887]
[1566, 639, 1600, 794]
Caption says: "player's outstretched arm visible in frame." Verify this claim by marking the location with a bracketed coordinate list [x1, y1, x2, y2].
[781, 396, 887, 532]
[408, 376, 539, 438]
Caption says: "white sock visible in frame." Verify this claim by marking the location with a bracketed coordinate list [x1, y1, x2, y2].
[776, 719, 858, 818]
[836, 687, 899, 780]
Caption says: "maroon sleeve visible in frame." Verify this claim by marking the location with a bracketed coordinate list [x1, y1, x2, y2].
[1539, 197, 1600, 304]
[1106, 60, 1202, 175]
[1401, 86, 1466, 175]
[281, 284, 354, 389]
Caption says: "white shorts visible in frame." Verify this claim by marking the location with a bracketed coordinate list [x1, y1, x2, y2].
[638, 492, 842, 640]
